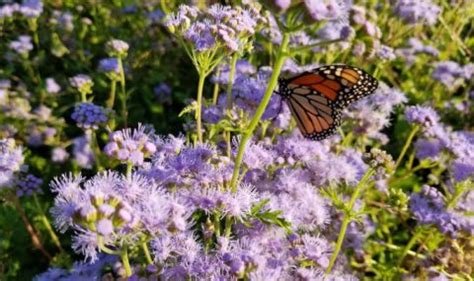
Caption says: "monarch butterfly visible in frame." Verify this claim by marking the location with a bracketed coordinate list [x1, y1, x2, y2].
[277, 65, 378, 140]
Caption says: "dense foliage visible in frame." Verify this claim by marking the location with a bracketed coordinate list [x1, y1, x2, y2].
[0, 0, 473, 280]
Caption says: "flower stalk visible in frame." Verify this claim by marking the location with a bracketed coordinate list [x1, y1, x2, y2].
[230, 32, 290, 192]
[326, 168, 375, 274]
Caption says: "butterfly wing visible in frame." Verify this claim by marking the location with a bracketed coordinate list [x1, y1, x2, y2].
[280, 65, 378, 140]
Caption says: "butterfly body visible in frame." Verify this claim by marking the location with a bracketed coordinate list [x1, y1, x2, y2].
[277, 65, 378, 140]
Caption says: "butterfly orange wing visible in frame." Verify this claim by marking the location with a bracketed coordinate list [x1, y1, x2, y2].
[280, 65, 378, 140]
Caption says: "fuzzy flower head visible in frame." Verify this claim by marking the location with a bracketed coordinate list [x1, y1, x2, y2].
[393, 0, 441, 26]
[165, 4, 265, 54]
[106, 39, 129, 58]
[16, 174, 43, 197]
[98, 58, 120, 80]
[19, 0, 43, 18]
[71, 103, 111, 130]
[104, 124, 157, 166]
[405, 105, 439, 129]
[0, 138, 24, 189]
[304, 0, 349, 22]
[69, 74, 94, 96]
[9, 35, 33, 56]
[45, 78, 61, 94]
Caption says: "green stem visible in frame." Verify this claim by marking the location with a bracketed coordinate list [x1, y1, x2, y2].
[33, 195, 63, 252]
[326, 168, 375, 274]
[214, 212, 221, 237]
[120, 247, 132, 277]
[141, 242, 153, 265]
[10, 193, 52, 260]
[106, 80, 117, 109]
[226, 53, 239, 109]
[397, 230, 423, 268]
[118, 57, 128, 127]
[212, 74, 220, 105]
[196, 73, 207, 144]
[126, 162, 133, 179]
[394, 125, 420, 170]
[224, 216, 233, 238]
[229, 33, 290, 192]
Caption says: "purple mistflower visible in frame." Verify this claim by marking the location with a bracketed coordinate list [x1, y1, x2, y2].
[73, 134, 95, 169]
[0, 138, 24, 189]
[154, 82, 172, 104]
[410, 185, 460, 237]
[103, 124, 157, 166]
[51, 147, 70, 163]
[432, 61, 464, 88]
[9, 35, 34, 55]
[393, 0, 441, 26]
[344, 83, 407, 143]
[98, 58, 120, 74]
[212, 59, 256, 85]
[405, 105, 439, 128]
[19, 0, 43, 18]
[45, 78, 61, 94]
[16, 174, 43, 197]
[148, 9, 165, 24]
[376, 44, 396, 61]
[106, 39, 129, 57]
[69, 74, 94, 93]
[0, 4, 20, 19]
[414, 139, 444, 160]
[274, 0, 292, 11]
[50, 171, 188, 261]
[71, 102, 110, 130]
[51, 11, 74, 31]
[317, 22, 354, 41]
[304, 0, 348, 22]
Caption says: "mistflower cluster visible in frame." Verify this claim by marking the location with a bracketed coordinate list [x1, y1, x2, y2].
[45, 77, 61, 94]
[393, 0, 441, 26]
[50, 171, 190, 262]
[16, 174, 43, 197]
[73, 135, 94, 169]
[165, 4, 265, 53]
[396, 38, 439, 64]
[19, 0, 43, 18]
[404, 105, 444, 139]
[304, 0, 349, 22]
[409, 185, 460, 237]
[344, 82, 407, 144]
[71, 103, 111, 130]
[153, 83, 172, 104]
[0, 138, 24, 189]
[9, 35, 34, 56]
[106, 39, 129, 58]
[432, 61, 474, 88]
[98, 58, 120, 76]
[69, 74, 94, 96]
[103, 125, 157, 166]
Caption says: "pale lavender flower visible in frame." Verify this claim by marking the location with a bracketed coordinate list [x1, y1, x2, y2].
[106, 39, 129, 57]
[0, 4, 20, 19]
[51, 147, 69, 163]
[154, 82, 172, 104]
[98, 58, 120, 74]
[393, 0, 441, 26]
[71, 103, 110, 130]
[0, 138, 24, 188]
[405, 105, 439, 128]
[410, 185, 460, 237]
[376, 44, 396, 61]
[45, 78, 61, 94]
[16, 174, 43, 197]
[432, 61, 464, 88]
[304, 0, 348, 22]
[73, 134, 95, 169]
[344, 83, 407, 143]
[9, 35, 34, 55]
[104, 124, 157, 166]
[69, 74, 94, 93]
[19, 0, 43, 18]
